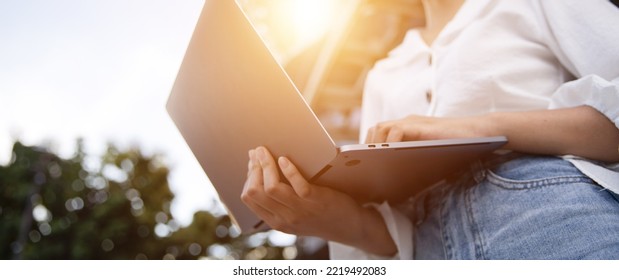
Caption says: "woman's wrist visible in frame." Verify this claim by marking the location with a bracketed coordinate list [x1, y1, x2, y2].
[323, 203, 397, 256]
[350, 206, 397, 256]
[473, 112, 504, 138]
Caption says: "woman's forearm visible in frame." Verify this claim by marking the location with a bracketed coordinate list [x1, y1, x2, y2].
[484, 106, 619, 163]
[354, 207, 398, 256]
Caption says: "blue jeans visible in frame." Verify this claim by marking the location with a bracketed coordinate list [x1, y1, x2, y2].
[398, 155, 619, 259]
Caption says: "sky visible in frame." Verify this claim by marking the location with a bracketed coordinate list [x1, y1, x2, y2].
[0, 0, 220, 225]
[0, 0, 342, 228]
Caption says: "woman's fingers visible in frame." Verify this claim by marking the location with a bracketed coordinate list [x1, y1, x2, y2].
[366, 115, 428, 143]
[365, 127, 376, 144]
[242, 151, 275, 217]
[253, 146, 305, 209]
[244, 146, 309, 229]
[247, 149, 262, 183]
[241, 181, 296, 232]
[242, 148, 294, 219]
[278, 156, 317, 201]
[385, 126, 404, 142]
[366, 121, 402, 143]
[255, 147, 280, 189]
[240, 182, 274, 221]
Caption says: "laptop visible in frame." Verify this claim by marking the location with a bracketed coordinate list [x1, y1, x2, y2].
[166, 0, 507, 232]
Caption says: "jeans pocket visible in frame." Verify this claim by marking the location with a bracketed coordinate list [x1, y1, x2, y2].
[484, 156, 595, 190]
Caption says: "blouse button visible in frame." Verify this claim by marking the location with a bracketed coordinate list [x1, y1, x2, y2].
[426, 90, 433, 103]
[428, 54, 433, 65]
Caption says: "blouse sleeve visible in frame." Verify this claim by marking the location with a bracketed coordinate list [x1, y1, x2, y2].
[328, 202, 413, 260]
[537, 0, 619, 127]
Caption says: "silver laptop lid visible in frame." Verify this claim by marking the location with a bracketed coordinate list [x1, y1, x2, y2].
[166, 0, 337, 231]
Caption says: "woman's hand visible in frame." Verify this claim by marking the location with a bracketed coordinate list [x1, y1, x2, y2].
[365, 114, 491, 143]
[241, 146, 396, 256]
[365, 106, 619, 162]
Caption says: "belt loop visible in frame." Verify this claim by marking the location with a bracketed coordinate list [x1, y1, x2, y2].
[471, 160, 486, 184]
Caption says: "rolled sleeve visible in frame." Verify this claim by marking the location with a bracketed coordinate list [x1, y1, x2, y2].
[538, 0, 619, 127]
[549, 75, 619, 129]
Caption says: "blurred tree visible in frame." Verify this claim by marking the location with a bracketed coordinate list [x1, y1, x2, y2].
[0, 141, 296, 260]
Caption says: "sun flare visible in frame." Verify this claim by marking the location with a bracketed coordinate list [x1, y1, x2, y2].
[286, 0, 338, 43]
[272, 0, 344, 55]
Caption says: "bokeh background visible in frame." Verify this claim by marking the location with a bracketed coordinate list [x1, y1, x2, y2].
[1, 0, 421, 259]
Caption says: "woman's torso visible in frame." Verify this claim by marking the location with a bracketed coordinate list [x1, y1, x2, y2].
[360, 0, 574, 139]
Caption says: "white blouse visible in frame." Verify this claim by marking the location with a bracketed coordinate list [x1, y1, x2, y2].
[330, 0, 619, 259]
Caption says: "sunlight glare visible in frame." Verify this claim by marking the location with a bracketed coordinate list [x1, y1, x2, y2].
[292, 0, 335, 41]
[277, 0, 341, 50]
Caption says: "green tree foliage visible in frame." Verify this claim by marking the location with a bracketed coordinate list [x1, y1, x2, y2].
[0, 141, 296, 260]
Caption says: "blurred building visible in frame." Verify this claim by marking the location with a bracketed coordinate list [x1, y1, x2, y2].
[284, 0, 424, 143]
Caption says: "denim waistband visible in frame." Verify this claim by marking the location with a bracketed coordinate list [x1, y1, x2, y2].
[406, 152, 545, 226]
